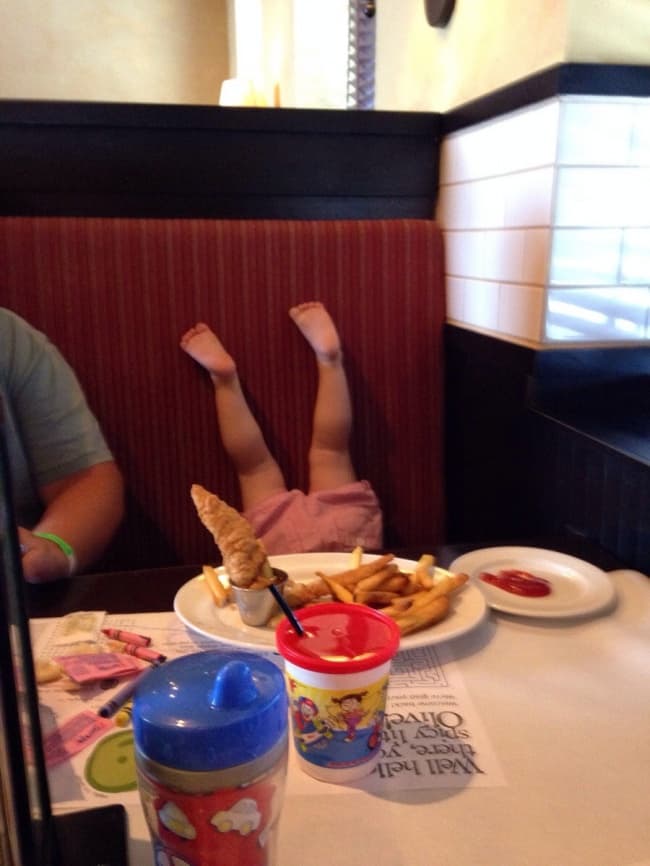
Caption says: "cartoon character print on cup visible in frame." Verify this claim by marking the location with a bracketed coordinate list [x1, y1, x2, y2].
[291, 696, 333, 751]
[137, 760, 285, 866]
[287, 674, 389, 769]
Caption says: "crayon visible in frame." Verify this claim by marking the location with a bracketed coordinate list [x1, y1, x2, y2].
[114, 701, 134, 727]
[122, 644, 167, 664]
[97, 662, 162, 719]
[101, 627, 152, 647]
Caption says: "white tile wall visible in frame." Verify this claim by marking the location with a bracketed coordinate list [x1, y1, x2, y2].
[631, 102, 650, 163]
[546, 286, 650, 342]
[499, 283, 546, 343]
[622, 228, 650, 283]
[522, 229, 551, 286]
[550, 228, 622, 285]
[464, 278, 501, 331]
[437, 94, 650, 347]
[438, 100, 559, 183]
[557, 100, 636, 165]
[554, 166, 650, 227]
[503, 167, 556, 228]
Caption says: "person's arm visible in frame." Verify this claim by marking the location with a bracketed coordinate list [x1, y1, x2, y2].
[19, 460, 124, 583]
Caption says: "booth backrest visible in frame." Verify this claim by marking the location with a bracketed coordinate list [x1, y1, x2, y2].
[0, 217, 446, 570]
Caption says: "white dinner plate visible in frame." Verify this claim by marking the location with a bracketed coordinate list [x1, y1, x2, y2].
[173, 552, 488, 652]
[449, 546, 616, 619]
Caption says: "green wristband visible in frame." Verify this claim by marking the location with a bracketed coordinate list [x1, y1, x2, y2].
[33, 532, 77, 575]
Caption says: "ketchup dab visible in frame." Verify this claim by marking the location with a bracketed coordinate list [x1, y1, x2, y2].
[479, 569, 552, 597]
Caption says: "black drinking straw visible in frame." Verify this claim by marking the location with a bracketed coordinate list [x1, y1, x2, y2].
[269, 584, 305, 636]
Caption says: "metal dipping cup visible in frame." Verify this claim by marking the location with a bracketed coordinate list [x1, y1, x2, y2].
[276, 602, 401, 783]
[231, 568, 288, 626]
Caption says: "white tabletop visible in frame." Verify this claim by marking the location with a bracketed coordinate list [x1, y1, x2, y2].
[47, 568, 650, 866]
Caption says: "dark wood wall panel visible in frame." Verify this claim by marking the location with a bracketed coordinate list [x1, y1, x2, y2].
[445, 324, 650, 572]
[528, 413, 650, 574]
[444, 325, 537, 543]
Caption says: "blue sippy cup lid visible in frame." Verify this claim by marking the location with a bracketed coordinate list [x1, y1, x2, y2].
[132, 651, 287, 771]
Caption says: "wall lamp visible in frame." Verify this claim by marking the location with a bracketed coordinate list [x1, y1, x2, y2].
[424, 0, 455, 27]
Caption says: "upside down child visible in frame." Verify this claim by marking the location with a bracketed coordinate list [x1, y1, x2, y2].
[180, 301, 383, 555]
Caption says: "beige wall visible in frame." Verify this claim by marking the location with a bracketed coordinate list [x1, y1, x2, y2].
[376, 0, 568, 112]
[0, 0, 648, 110]
[376, 0, 650, 112]
[567, 0, 650, 63]
[0, 0, 229, 104]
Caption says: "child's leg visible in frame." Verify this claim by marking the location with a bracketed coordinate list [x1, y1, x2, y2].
[180, 323, 286, 510]
[289, 303, 357, 492]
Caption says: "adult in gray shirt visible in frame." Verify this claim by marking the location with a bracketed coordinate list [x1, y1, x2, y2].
[1, 308, 124, 582]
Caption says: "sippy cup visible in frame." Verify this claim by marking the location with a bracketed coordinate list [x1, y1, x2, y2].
[132, 650, 288, 866]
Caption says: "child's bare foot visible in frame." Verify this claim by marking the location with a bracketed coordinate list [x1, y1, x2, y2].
[180, 323, 236, 379]
[289, 302, 342, 364]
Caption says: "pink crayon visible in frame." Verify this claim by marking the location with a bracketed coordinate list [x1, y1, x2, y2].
[122, 644, 167, 664]
[101, 627, 152, 647]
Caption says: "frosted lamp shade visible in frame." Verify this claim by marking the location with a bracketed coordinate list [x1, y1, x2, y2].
[219, 78, 254, 106]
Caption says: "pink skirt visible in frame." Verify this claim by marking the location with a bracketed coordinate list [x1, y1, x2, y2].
[244, 480, 383, 555]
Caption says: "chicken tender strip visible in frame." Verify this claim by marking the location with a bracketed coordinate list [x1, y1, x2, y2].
[191, 484, 268, 588]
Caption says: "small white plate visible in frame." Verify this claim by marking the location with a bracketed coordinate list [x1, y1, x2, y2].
[173, 552, 488, 652]
[449, 546, 616, 619]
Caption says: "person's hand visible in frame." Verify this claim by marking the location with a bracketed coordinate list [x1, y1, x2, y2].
[17, 527, 72, 583]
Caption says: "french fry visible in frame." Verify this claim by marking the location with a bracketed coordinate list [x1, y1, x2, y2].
[319, 575, 355, 604]
[382, 595, 415, 613]
[202, 564, 229, 607]
[406, 573, 468, 610]
[414, 553, 436, 588]
[402, 569, 423, 593]
[376, 574, 410, 594]
[354, 590, 401, 607]
[202, 546, 468, 639]
[417, 553, 435, 571]
[377, 571, 469, 622]
[355, 564, 399, 593]
[409, 588, 442, 611]
[415, 568, 435, 589]
[349, 545, 363, 569]
[393, 594, 450, 636]
[316, 553, 395, 588]
[378, 592, 423, 618]
[428, 571, 469, 598]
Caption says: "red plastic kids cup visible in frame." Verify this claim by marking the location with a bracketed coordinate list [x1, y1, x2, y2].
[276, 602, 400, 783]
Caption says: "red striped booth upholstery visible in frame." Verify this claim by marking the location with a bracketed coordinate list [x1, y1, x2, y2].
[0, 217, 446, 570]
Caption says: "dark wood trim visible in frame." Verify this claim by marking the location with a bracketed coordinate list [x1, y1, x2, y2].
[444, 62, 650, 134]
[0, 99, 439, 134]
[0, 101, 441, 219]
